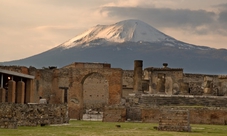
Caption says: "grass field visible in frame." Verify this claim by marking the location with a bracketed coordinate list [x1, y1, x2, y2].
[0, 120, 227, 136]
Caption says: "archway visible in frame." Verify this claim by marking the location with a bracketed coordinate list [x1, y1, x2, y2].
[82, 72, 109, 120]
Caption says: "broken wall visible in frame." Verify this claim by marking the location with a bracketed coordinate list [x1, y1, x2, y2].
[0, 103, 69, 128]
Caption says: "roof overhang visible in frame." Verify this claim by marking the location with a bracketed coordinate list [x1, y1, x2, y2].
[0, 69, 34, 79]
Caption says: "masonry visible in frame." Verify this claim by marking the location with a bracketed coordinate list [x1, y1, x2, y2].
[0, 68, 34, 104]
[139, 94, 227, 107]
[1, 62, 122, 119]
[157, 110, 191, 132]
[1, 60, 227, 123]
[102, 61, 227, 124]
[104, 105, 227, 125]
[0, 103, 69, 128]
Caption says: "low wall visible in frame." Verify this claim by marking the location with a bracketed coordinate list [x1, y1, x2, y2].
[103, 106, 227, 125]
[139, 94, 227, 107]
[158, 110, 191, 132]
[103, 106, 126, 122]
[0, 103, 69, 128]
[142, 107, 227, 125]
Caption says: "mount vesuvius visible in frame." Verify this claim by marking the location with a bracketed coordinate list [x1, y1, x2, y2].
[1, 19, 227, 74]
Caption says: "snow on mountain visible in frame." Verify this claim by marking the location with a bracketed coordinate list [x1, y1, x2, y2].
[60, 19, 176, 49]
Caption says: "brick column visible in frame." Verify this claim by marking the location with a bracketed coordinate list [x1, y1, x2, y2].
[0, 88, 6, 102]
[16, 81, 25, 104]
[133, 60, 143, 92]
[26, 79, 34, 103]
[8, 80, 16, 103]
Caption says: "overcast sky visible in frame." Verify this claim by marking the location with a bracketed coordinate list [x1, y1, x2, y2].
[1, 0, 227, 62]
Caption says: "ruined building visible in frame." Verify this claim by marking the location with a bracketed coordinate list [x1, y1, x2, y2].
[1, 60, 227, 125]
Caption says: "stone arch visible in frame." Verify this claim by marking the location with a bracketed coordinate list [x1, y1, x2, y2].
[82, 72, 109, 110]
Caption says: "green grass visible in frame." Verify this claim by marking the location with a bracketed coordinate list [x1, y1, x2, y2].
[0, 120, 227, 136]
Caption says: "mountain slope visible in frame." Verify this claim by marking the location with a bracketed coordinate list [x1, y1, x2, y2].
[60, 19, 175, 48]
[1, 19, 227, 74]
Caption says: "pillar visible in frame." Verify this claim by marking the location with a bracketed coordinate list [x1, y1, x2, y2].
[1, 74, 3, 88]
[0, 88, 6, 102]
[25, 79, 34, 103]
[133, 60, 143, 92]
[16, 81, 25, 104]
[8, 80, 16, 103]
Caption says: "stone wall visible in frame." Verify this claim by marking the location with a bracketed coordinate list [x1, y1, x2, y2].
[0, 66, 29, 74]
[68, 68, 122, 119]
[141, 107, 227, 125]
[0, 103, 69, 128]
[63, 62, 111, 69]
[103, 106, 227, 125]
[83, 72, 109, 109]
[119, 94, 227, 124]
[122, 70, 134, 98]
[103, 106, 126, 122]
[157, 110, 191, 132]
[139, 94, 227, 107]
[144, 68, 184, 95]
[31, 69, 55, 103]
[24, 66, 123, 119]
[184, 74, 227, 96]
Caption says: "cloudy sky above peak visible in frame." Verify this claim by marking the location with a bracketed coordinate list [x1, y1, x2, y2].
[1, 0, 227, 62]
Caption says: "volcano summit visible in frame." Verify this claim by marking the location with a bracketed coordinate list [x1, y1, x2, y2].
[61, 19, 175, 48]
[1, 19, 227, 74]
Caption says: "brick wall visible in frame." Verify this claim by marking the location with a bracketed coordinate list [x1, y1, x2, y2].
[141, 107, 227, 125]
[122, 70, 134, 98]
[83, 72, 109, 109]
[103, 107, 126, 122]
[157, 110, 191, 132]
[103, 106, 227, 125]
[139, 94, 227, 107]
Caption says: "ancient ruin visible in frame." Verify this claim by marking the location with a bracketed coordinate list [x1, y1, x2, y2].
[1, 60, 227, 128]
[157, 110, 191, 132]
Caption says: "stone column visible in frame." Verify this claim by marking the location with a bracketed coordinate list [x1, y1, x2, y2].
[16, 81, 25, 104]
[8, 80, 16, 103]
[0, 88, 6, 102]
[133, 60, 143, 92]
[26, 79, 34, 103]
